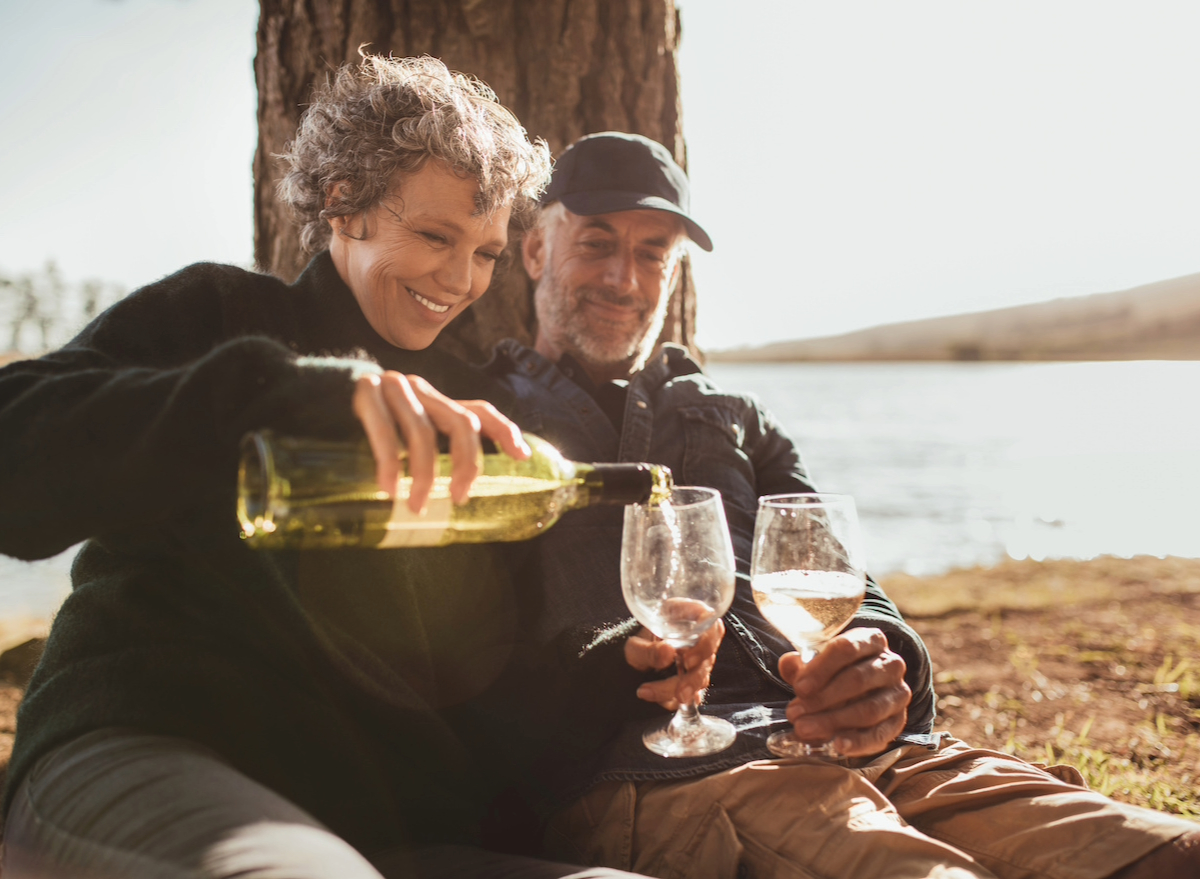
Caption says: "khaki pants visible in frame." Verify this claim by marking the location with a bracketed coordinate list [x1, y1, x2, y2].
[544, 737, 1197, 879]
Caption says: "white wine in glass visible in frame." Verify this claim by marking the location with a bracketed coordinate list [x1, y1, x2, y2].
[621, 486, 737, 758]
[751, 493, 867, 757]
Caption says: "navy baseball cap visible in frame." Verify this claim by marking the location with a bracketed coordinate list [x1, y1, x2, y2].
[542, 131, 713, 251]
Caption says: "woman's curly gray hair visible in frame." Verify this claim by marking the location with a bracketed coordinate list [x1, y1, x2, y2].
[278, 54, 551, 254]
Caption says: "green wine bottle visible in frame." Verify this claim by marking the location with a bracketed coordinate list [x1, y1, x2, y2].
[237, 430, 673, 549]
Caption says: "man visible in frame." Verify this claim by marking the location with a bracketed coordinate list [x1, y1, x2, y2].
[486, 132, 1199, 879]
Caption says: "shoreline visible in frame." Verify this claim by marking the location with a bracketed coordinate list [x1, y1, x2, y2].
[4, 553, 1199, 647]
[879, 554, 1200, 618]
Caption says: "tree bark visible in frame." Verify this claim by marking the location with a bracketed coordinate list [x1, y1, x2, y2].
[255, 0, 700, 364]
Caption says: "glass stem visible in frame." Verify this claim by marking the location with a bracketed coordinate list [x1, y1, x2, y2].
[671, 652, 703, 732]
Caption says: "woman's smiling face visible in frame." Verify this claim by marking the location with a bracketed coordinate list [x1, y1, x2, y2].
[329, 160, 512, 350]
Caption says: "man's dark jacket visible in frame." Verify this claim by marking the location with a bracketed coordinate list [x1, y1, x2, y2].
[486, 339, 937, 810]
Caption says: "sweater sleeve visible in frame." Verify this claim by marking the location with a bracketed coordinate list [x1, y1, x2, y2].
[0, 265, 373, 561]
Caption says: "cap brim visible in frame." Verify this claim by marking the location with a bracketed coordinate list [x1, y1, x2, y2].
[558, 191, 713, 252]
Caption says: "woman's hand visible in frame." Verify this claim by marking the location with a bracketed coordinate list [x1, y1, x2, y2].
[352, 371, 530, 513]
[625, 619, 725, 710]
[779, 627, 911, 757]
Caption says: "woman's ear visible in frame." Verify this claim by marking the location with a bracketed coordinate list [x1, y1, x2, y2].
[522, 226, 547, 281]
[325, 181, 349, 209]
[326, 182, 353, 239]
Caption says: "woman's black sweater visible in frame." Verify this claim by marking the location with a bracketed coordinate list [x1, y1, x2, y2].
[0, 253, 635, 856]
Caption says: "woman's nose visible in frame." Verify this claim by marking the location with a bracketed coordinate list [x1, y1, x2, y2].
[436, 252, 473, 298]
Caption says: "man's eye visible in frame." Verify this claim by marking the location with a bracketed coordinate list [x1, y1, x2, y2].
[422, 232, 448, 245]
[478, 251, 501, 263]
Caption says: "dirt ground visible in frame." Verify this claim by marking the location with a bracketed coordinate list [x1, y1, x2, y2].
[2, 555, 1199, 818]
[882, 556, 1200, 817]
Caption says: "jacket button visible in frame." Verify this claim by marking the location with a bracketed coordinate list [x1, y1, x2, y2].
[636, 400, 648, 409]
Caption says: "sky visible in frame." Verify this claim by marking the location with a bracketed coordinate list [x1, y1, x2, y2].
[1, 0, 1197, 351]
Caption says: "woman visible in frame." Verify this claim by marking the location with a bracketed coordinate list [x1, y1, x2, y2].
[0, 56, 634, 879]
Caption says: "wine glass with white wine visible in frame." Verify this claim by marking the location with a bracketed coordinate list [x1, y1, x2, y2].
[751, 493, 868, 758]
[621, 486, 738, 758]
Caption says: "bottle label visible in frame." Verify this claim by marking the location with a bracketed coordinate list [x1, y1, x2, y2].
[378, 496, 452, 547]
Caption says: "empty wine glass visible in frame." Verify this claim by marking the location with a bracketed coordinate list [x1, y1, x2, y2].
[751, 493, 867, 757]
[621, 486, 737, 757]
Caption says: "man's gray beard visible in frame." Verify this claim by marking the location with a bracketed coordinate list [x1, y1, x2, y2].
[536, 279, 663, 372]
[564, 312, 643, 367]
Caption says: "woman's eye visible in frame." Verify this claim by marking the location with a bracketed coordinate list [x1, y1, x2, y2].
[421, 232, 448, 245]
[478, 251, 501, 263]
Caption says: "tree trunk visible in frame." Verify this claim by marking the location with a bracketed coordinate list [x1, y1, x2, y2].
[254, 0, 700, 365]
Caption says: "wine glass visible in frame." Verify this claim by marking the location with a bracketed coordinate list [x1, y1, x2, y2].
[750, 493, 867, 758]
[621, 486, 738, 757]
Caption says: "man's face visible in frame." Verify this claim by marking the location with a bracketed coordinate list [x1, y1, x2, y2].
[525, 208, 684, 380]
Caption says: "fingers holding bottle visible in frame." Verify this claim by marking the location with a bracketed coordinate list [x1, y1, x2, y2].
[353, 372, 429, 508]
[352, 371, 530, 512]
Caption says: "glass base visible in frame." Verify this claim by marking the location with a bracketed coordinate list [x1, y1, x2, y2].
[766, 730, 839, 759]
[643, 714, 737, 758]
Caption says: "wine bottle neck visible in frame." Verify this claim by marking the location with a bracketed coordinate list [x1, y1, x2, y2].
[580, 463, 670, 506]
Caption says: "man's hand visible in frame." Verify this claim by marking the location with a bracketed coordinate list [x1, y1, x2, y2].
[625, 619, 725, 710]
[353, 371, 530, 513]
[779, 627, 910, 757]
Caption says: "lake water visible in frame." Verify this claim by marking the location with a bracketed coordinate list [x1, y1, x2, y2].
[708, 360, 1200, 578]
[3, 360, 1199, 619]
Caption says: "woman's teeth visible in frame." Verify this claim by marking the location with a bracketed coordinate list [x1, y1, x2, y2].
[408, 289, 450, 313]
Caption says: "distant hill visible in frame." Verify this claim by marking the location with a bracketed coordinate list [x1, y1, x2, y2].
[708, 272, 1200, 362]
